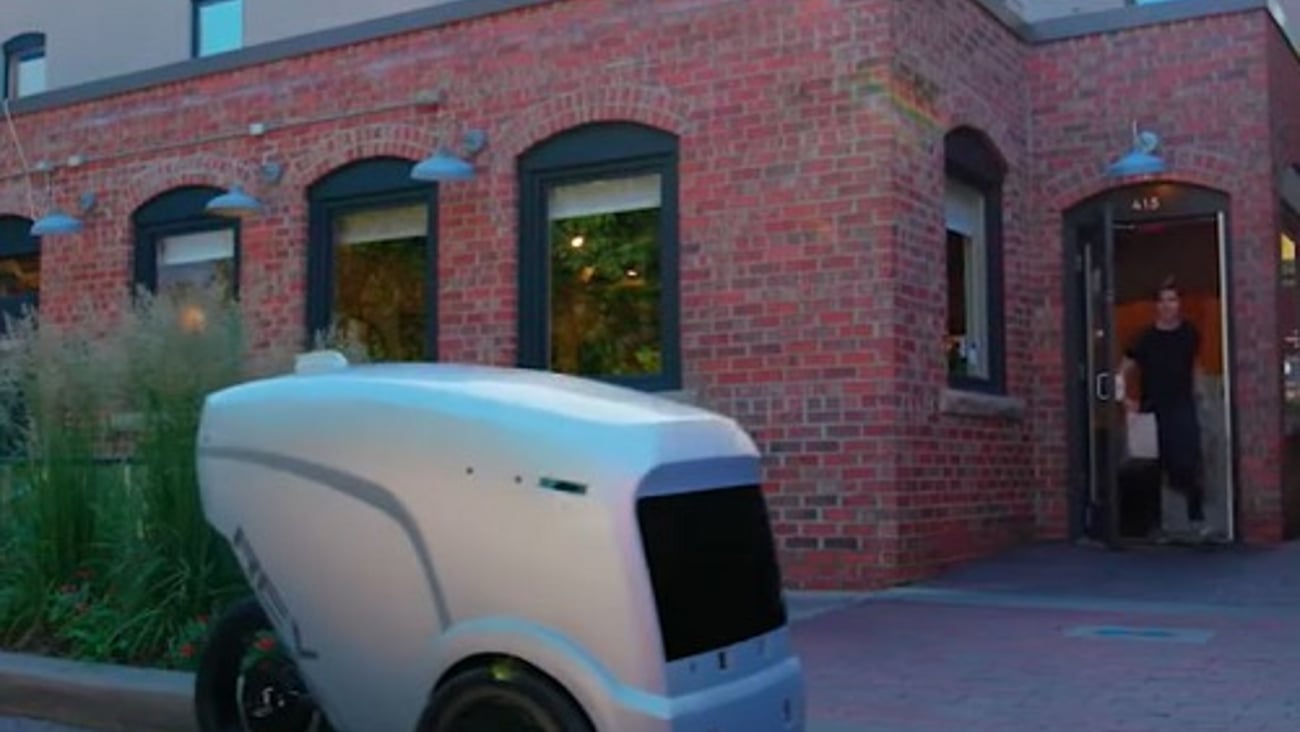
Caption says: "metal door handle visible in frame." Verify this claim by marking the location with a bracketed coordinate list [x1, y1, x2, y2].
[1095, 371, 1112, 401]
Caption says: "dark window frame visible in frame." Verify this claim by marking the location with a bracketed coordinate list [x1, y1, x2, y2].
[517, 121, 682, 392]
[191, 0, 243, 59]
[132, 185, 241, 298]
[305, 156, 439, 360]
[943, 126, 1007, 395]
[1283, 203, 1300, 289]
[0, 214, 39, 329]
[3, 32, 45, 100]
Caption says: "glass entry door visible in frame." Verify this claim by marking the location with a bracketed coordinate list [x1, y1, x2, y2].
[1077, 207, 1122, 543]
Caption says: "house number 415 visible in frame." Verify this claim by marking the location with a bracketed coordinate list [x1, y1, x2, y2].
[1130, 196, 1161, 212]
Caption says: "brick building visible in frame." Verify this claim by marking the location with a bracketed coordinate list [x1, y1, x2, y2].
[1, 0, 1298, 589]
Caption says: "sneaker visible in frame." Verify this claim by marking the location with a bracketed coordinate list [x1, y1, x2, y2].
[1147, 527, 1172, 545]
[1185, 521, 1217, 543]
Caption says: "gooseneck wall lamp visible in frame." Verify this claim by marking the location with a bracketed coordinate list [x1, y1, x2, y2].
[205, 161, 285, 218]
[1107, 122, 1167, 178]
[31, 191, 98, 237]
[411, 129, 488, 183]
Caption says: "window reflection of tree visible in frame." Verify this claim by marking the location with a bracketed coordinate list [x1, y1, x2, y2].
[159, 260, 233, 301]
[0, 254, 38, 297]
[333, 236, 425, 362]
[549, 208, 661, 377]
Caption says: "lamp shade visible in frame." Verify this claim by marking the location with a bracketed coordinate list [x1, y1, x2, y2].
[1107, 149, 1167, 178]
[29, 209, 83, 236]
[410, 149, 475, 182]
[205, 185, 262, 217]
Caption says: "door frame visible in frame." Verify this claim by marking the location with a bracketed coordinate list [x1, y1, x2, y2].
[1062, 181, 1238, 544]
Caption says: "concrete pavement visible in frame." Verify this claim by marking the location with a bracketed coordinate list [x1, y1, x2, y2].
[4, 540, 1298, 732]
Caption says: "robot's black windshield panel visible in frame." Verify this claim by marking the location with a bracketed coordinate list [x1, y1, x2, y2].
[636, 484, 787, 662]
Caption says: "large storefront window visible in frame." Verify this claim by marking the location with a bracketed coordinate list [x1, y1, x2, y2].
[0, 215, 39, 329]
[943, 127, 1006, 394]
[518, 122, 681, 391]
[1282, 206, 1300, 420]
[547, 174, 664, 377]
[155, 229, 236, 299]
[330, 202, 428, 361]
[132, 186, 239, 304]
[0, 215, 37, 457]
[307, 157, 436, 361]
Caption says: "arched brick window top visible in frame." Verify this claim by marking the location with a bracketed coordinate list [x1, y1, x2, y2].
[2, 32, 44, 56]
[944, 126, 1007, 188]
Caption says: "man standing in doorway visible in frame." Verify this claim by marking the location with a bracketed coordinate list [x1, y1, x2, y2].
[1120, 276, 1212, 543]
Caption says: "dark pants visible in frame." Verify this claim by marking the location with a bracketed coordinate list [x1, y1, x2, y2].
[1154, 400, 1205, 522]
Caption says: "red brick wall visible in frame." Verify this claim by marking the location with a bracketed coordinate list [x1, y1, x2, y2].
[886, 0, 1038, 578]
[0, 0, 914, 589]
[0, 0, 1293, 590]
[1029, 11, 1284, 542]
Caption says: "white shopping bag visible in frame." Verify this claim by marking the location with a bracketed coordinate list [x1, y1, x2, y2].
[1126, 412, 1159, 461]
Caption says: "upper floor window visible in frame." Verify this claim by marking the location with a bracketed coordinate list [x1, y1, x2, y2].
[193, 0, 244, 58]
[943, 127, 1007, 394]
[3, 33, 46, 99]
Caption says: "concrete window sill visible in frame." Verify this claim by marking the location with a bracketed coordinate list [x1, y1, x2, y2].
[939, 388, 1026, 421]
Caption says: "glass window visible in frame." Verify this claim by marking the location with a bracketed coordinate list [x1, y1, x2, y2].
[1283, 230, 1296, 288]
[1281, 217, 1300, 418]
[157, 228, 236, 299]
[132, 186, 242, 310]
[945, 178, 989, 381]
[547, 173, 664, 378]
[942, 126, 1006, 394]
[11, 53, 44, 98]
[4, 33, 46, 99]
[0, 216, 35, 457]
[0, 216, 39, 329]
[330, 202, 428, 362]
[0, 250, 38, 300]
[517, 122, 681, 392]
[194, 0, 243, 58]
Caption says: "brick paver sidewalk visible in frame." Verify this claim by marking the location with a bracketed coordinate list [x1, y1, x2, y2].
[792, 541, 1300, 732]
[5, 541, 1297, 732]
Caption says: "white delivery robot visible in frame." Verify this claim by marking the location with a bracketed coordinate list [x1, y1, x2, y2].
[192, 352, 805, 732]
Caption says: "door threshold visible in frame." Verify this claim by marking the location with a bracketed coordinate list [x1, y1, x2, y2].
[1110, 534, 1234, 552]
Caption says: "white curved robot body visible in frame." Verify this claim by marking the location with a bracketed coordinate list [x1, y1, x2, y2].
[196, 356, 804, 732]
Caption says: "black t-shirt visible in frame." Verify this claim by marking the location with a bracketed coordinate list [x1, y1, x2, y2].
[1125, 321, 1200, 411]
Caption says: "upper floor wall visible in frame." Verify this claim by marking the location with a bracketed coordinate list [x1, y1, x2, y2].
[1003, 0, 1129, 23]
[994, 0, 1299, 35]
[1, 0, 460, 96]
[2, 0, 1297, 109]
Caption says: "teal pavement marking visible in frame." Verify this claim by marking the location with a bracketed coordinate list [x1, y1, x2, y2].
[862, 586, 1282, 620]
[1064, 624, 1216, 644]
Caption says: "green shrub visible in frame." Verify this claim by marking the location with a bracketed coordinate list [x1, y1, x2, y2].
[0, 283, 367, 668]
